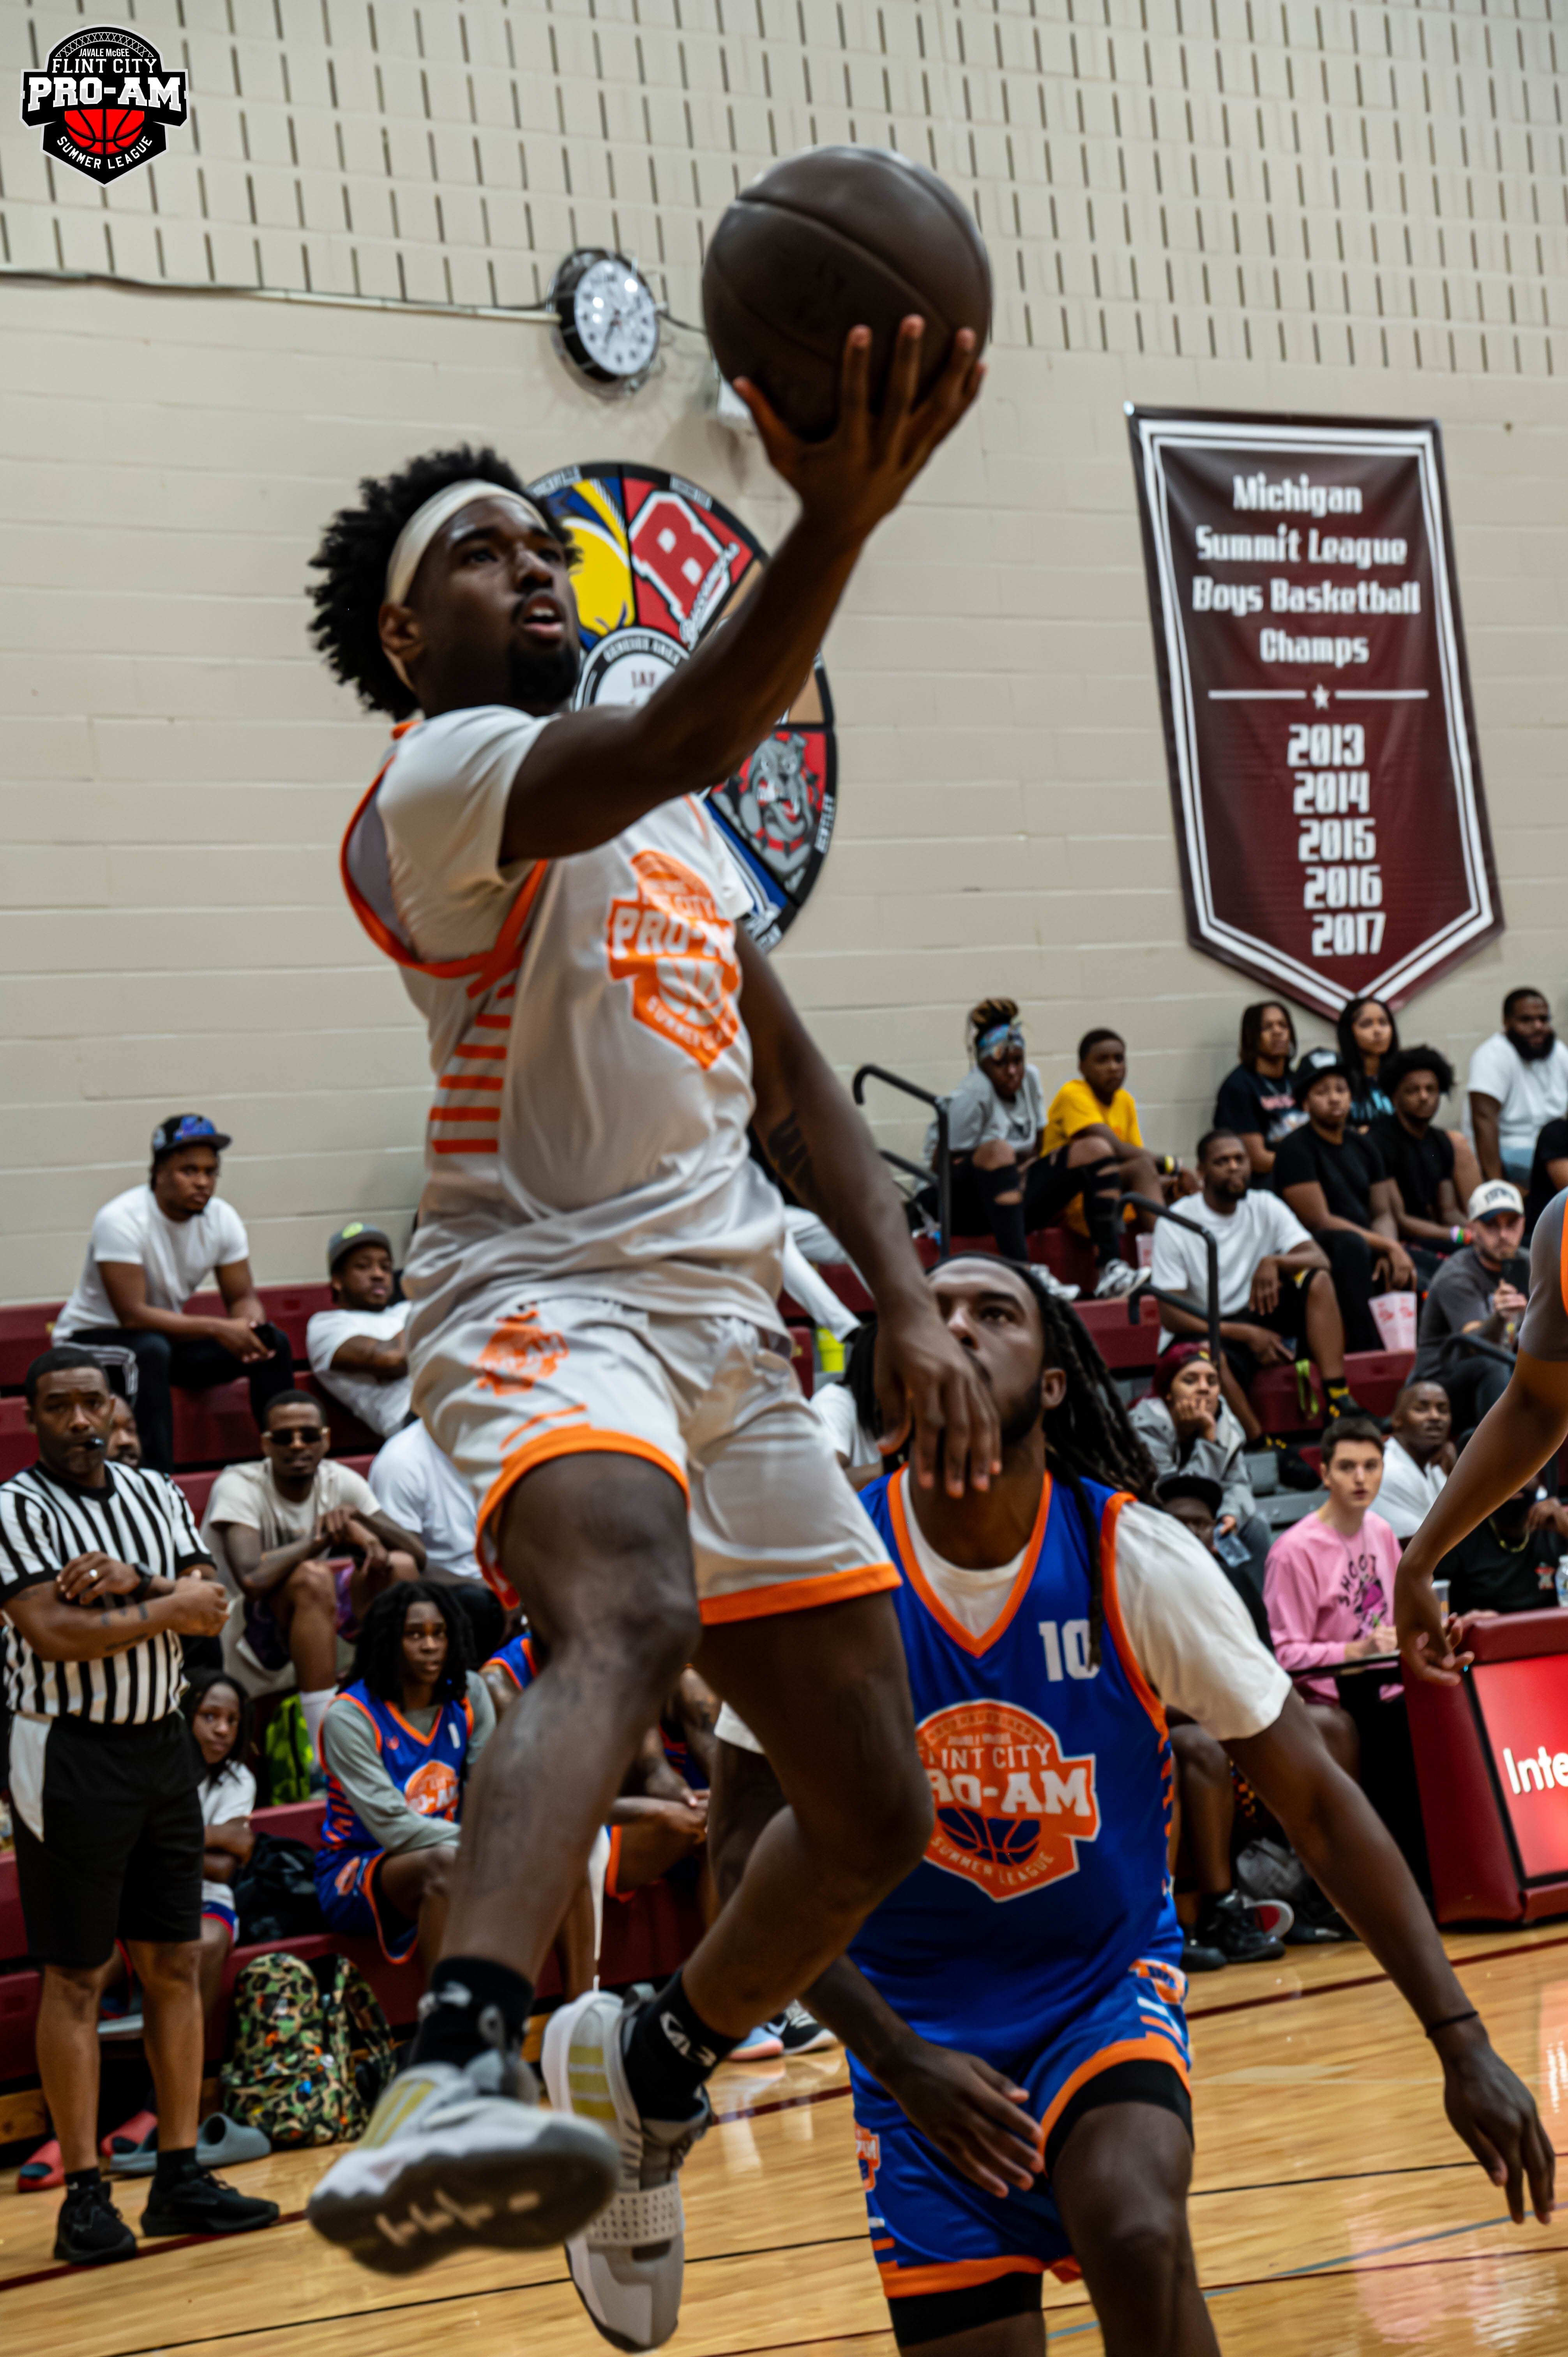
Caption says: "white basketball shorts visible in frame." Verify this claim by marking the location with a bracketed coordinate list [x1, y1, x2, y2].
[413, 1283, 897, 1623]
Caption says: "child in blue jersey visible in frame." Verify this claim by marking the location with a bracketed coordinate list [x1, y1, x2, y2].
[317, 1582, 494, 1973]
[714, 1258, 1552, 2356]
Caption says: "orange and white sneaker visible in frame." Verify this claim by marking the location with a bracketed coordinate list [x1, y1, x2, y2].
[542, 1991, 710, 2351]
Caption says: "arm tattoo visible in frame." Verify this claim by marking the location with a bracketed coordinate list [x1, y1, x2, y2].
[764, 1111, 825, 1212]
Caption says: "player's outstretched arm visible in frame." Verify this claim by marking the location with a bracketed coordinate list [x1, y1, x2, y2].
[500, 318, 984, 862]
[740, 932, 999, 1496]
[806, 1956, 1043, 2199]
[1227, 1690, 1554, 2226]
[1395, 1350, 1568, 1685]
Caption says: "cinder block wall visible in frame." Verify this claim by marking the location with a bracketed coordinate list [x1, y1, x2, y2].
[3, 0, 1566, 1297]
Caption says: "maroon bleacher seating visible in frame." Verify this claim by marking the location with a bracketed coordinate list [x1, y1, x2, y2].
[1247, 1348, 1414, 1437]
[0, 1795, 702, 2087]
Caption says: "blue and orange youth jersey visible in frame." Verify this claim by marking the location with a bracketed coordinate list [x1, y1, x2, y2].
[849, 1468, 1179, 2074]
[317, 1679, 474, 1865]
[485, 1631, 539, 1694]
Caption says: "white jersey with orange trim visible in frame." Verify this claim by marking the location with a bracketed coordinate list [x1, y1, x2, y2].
[342, 705, 786, 1335]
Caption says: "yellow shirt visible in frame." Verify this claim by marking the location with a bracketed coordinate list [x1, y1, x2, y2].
[1042, 1080, 1143, 1235]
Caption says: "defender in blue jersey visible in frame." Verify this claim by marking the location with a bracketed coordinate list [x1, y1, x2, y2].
[715, 1260, 1552, 2355]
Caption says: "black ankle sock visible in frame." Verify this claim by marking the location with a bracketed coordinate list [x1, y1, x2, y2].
[622, 1972, 740, 2121]
[409, 1956, 535, 2070]
[64, 2165, 102, 2198]
[154, 2145, 197, 2191]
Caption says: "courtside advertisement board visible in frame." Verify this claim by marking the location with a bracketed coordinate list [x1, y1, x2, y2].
[1128, 406, 1501, 1019]
[1469, 1652, 1568, 1883]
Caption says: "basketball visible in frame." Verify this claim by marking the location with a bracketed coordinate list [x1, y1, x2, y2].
[702, 146, 992, 442]
[941, 1804, 1041, 1873]
[63, 107, 145, 155]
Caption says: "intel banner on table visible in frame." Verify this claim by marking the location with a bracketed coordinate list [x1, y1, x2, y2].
[1127, 406, 1501, 1020]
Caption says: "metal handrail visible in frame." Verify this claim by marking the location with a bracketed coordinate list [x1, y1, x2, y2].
[853, 1064, 951, 1256]
[1118, 1193, 1222, 1368]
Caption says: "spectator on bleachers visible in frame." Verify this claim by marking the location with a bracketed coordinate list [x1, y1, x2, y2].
[922, 999, 1139, 1300]
[1263, 1415, 1399, 1783]
[1213, 1001, 1308, 1181]
[201, 1392, 425, 1764]
[1369, 1048, 1475, 1258]
[1151, 1129, 1353, 1437]
[1411, 1182, 1529, 1441]
[1524, 1116, 1568, 1233]
[366, 1415, 482, 1584]
[107, 1396, 141, 1465]
[53, 1115, 294, 1474]
[1468, 988, 1568, 1193]
[1129, 1345, 1270, 1583]
[1335, 996, 1398, 1127]
[184, 1670, 256, 2019]
[315, 1583, 492, 1975]
[305, 1223, 413, 1441]
[810, 1320, 885, 1487]
[1273, 1049, 1415, 1350]
[1438, 1474, 1568, 1615]
[1377, 1381, 1453, 1541]
[1150, 1471, 1285, 1974]
[0, 1349, 275, 2261]
[1042, 1024, 1188, 1271]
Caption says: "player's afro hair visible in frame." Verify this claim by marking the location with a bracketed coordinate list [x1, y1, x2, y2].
[306, 444, 575, 720]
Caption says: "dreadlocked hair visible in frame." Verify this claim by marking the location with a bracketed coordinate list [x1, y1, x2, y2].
[965, 996, 1020, 1060]
[842, 1317, 893, 1455]
[306, 444, 577, 720]
[1009, 1260, 1158, 1668]
[346, 1580, 473, 1706]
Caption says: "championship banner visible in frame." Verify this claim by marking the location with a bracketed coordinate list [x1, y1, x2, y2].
[1128, 406, 1501, 1018]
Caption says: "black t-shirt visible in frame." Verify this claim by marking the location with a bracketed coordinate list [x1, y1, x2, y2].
[1273, 1124, 1387, 1226]
[1347, 1076, 1394, 1127]
[1441, 1515, 1562, 1616]
[1369, 1113, 1455, 1227]
[1214, 1065, 1307, 1153]
[1526, 1118, 1568, 1232]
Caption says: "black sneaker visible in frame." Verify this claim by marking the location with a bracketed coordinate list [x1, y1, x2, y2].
[141, 2164, 281, 2239]
[1180, 1931, 1227, 1974]
[1196, 1891, 1286, 1965]
[55, 2176, 137, 2266]
[770, 2000, 839, 2055]
[1273, 1444, 1325, 1493]
[1284, 1880, 1356, 1945]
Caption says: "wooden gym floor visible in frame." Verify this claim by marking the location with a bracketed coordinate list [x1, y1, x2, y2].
[6, 1922, 1568, 2356]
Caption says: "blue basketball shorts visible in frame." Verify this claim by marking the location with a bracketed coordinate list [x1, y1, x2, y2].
[315, 1847, 422, 1965]
[853, 1956, 1191, 2330]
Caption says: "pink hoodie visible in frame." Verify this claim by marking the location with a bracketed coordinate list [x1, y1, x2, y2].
[1263, 1509, 1401, 1705]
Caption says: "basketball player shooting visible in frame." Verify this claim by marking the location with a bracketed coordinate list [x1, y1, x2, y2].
[302, 319, 995, 2337]
[710, 1259, 1552, 2357]
[1397, 1184, 1568, 1682]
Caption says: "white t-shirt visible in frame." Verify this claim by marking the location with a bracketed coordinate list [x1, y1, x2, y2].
[719, 1482, 1288, 1751]
[1149, 1187, 1312, 1343]
[341, 707, 786, 1335]
[200, 1761, 256, 1911]
[810, 1380, 883, 1474]
[56, 1187, 249, 1337]
[200, 1458, 380, 1590]
[367, 1420, 482, 1582]
[306, 1300, 413, 1438]
[1467, 1032, 1568, 1165]
[1376, 1436, 1448, 1540]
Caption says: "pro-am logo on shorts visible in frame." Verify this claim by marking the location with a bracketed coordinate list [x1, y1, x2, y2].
[919, 1701, 1100, 1901]
[20, 25, 187, 183]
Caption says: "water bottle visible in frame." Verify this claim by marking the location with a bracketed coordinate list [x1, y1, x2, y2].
[1555, 1563, 1568, 1611]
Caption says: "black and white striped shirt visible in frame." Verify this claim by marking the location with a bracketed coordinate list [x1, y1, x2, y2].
[0, 1460, 210, 1725]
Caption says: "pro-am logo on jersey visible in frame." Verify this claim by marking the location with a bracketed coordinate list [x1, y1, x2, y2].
[919, 1701, 1099, 1901]
[20, 25, 187, 182]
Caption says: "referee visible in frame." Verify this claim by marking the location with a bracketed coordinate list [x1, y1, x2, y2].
[0, 1348, 279, 2264]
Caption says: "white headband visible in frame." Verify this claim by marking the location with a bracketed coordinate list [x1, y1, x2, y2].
[383, 480, 557, 689]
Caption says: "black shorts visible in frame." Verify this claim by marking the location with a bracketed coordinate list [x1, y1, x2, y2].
[1218, 1264, 1326, 1395]
[9, 1711, 203, 1968]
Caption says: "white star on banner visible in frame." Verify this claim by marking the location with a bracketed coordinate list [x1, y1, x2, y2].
[1312, 684, 1331, 710]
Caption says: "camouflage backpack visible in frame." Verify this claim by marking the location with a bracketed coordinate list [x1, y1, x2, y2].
[221, 1951, 396, 2146]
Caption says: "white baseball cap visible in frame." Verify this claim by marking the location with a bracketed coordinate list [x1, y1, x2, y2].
[1467, 1179, 1525, 1222]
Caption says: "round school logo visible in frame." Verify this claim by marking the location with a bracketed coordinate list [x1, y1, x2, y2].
[20, 26, 188, 184]
[526, 461, 837, 952]
[403, 1759, 460, 1818]
[919, 1701, 1100, 1902]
